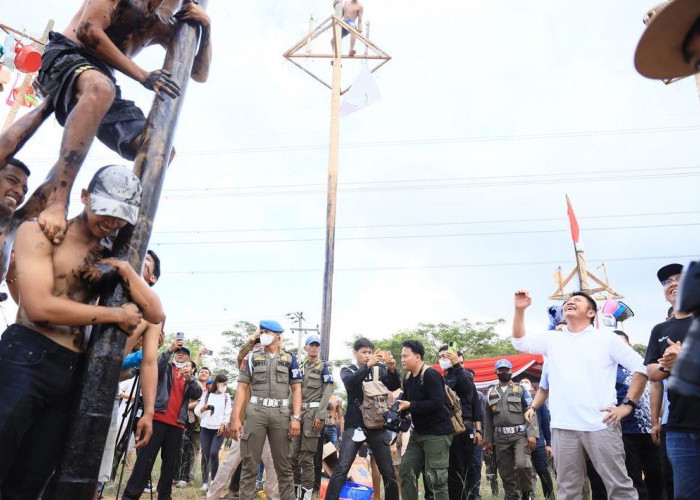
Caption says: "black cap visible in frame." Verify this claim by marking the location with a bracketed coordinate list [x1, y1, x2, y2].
[657, 263, 683, 284]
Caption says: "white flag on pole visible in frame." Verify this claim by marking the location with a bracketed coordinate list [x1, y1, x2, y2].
[340, 65, 382, 117]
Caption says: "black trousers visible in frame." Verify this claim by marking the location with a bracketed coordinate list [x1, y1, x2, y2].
[325, 427, 399, 500]
[586, 434, 665, 500]
[446, 431, 476, 500]
[531, 445, 554, 499]
[660, 428, 674, 500]
[122, 420, 184, 500]
[623, 433, 664, 500]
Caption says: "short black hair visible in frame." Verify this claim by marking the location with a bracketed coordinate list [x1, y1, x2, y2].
[353, 337, 375, 351]
[569, 291, 597, 324]
[465, 367, 475, 377]
[613, 330, 630, 344]
[402, 339, 425, 359]
[189, 360, 197, 371]
[199, 366, 211, 374]
[5, 157, 30, 177]
[438, 344, 449, 353]
[147, 249, 161, 279]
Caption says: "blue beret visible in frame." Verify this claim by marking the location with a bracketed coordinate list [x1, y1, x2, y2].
[305, 335, 322, 346]
[260, 320, 284, 333]
[494, 358, 512, 371]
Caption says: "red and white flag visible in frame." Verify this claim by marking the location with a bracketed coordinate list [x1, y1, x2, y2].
[566, 195, 582, 247]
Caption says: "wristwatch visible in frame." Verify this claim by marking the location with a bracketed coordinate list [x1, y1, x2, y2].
[290, 414, 302, 421]
[621, 397, 638, 410]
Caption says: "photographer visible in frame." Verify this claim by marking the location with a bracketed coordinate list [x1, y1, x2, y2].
[122, 341, 203, 499]
[325, 338, 400, 500]
[195, 374, 232, 492]
[398, 340, 453, 500]
[438, 345, 481, 500]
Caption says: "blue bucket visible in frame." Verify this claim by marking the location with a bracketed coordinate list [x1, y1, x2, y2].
[339, 481, 373, 500]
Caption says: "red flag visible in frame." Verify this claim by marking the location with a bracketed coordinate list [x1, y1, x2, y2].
[566, 195, 580, 244]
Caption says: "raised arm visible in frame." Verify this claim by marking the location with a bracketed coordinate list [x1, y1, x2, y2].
[0, 100, 54, 166]
[14, 221, 142, 331]
[173, 2, 212, 82]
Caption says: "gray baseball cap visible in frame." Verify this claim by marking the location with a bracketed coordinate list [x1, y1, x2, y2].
[87, 165, 142, 225]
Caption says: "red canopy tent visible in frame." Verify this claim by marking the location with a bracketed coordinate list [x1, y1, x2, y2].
[434, 353, 544, 390]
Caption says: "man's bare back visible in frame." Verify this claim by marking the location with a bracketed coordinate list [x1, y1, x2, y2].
[63, 0, 172, 59]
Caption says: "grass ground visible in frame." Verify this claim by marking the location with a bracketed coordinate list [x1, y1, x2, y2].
[101, 450, 555, 499]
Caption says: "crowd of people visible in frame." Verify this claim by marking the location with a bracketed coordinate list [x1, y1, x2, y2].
[0, 0, 699, 499]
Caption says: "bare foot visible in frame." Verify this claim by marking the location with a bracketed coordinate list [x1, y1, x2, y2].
[349, 49, 356, 57]
[37, 203, 68, 244]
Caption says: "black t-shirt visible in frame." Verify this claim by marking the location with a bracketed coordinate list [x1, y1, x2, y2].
[404, 366, 453, 436]
[644, 316, 700, 432]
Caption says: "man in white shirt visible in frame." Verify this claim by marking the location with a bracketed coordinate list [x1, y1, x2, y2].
[511, 290, 647, 500]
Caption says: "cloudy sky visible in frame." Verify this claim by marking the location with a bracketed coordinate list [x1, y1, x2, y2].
[2, 0, 699, 363]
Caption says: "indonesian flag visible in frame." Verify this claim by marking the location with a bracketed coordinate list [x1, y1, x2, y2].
[566, 194, 580, 244]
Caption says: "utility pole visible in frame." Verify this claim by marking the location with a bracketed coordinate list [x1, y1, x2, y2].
[283, 14, 390, 361]
[287, 311, 320, 354]
[49, 1, 208, 495]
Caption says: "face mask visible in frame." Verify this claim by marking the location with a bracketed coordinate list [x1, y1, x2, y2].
[259, 333, 275, 346]
[219, 385, 228, 393]
[174, 361, 189, 369]
[521, 383, 533, 392]
[439, 359, 452, 370]
[497, 372, 512, 382]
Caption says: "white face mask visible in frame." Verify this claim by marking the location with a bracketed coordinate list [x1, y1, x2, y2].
[439, 359, 452, 370]
[174, 361, 189, 369]
[259, 333, 275, 346]
[219, 384, 228, 393]
[521, 383, 533, 392]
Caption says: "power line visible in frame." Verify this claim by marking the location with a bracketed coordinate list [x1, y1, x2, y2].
[162, 170, 700, 199]
[163, 165, 700, 192]
[152, 222, 700, 246]
[164, 254, 698, 275]
[155, 210, 700, 234]
[19, 124, 700, 163]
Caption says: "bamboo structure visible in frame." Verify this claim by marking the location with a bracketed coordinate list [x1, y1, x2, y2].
[283, 15, 390, 360]
[48, 2, 207, 495]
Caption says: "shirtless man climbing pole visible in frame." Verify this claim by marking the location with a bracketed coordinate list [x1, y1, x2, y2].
[35, 0, 212, 245]
[0, 164, 165, 498]
[343, 0, 363, 56]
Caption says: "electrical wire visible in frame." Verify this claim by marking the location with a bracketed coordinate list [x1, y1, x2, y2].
[163, 253, 699, 275]
[152, 222, 700, 246]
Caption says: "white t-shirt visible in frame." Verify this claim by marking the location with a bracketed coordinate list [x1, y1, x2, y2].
[512, 326, 645, 431]
[194, 391, 232, 430]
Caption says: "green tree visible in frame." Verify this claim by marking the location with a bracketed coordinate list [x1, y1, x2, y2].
[632, 343, 647, 359]
[345, 318, 514, 365]
[213, 320, 258, 381]
[161, 332, 205, 363]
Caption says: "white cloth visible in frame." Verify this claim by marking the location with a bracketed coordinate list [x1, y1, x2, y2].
[206, 437, 279, 500]
[512, 326, 645, 431]
[334, 0, 344, 17]
[195, 391, 232, 429]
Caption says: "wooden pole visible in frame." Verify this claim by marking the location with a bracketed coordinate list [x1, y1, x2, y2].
[48, 2, 207, 496]
[320, 18, 342, 362]
[2, 20, 53, 132]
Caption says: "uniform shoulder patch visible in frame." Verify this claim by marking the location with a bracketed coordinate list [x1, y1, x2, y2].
[512, 385, 520, 393]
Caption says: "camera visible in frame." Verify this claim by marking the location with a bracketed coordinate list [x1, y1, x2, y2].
[669, 260, 700, 398]
[382, 400, 411, 445]
[206, 404, 215, 414]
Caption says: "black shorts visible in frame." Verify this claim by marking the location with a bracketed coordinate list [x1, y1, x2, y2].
[36, 32, 146, 161]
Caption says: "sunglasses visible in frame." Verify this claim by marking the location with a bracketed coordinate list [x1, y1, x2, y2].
[661, 276, 681, 287]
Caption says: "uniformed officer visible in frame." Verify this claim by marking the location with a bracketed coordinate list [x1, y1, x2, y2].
[231, 320, 303, 500]
[292, 335, 334, 500]
[483, 359, 539, 500]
